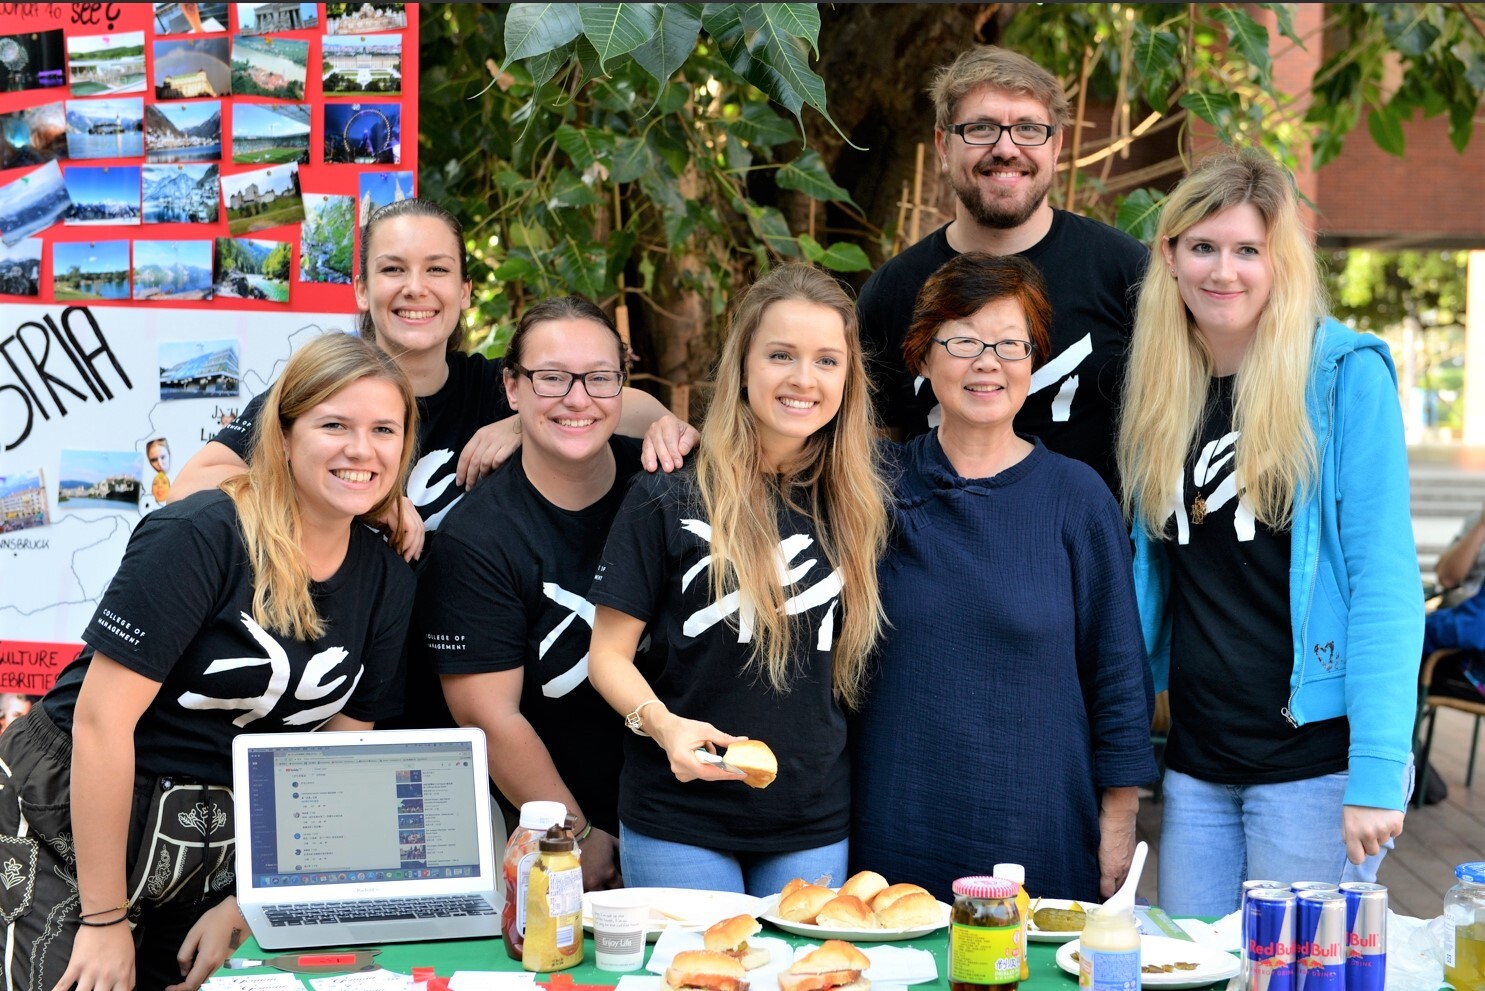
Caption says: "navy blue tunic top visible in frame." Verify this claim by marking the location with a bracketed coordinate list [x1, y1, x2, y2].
[850, 433, 1157, 901]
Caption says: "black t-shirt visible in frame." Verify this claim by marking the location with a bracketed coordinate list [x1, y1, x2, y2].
[45, 490, 414, 785]
[415, 436, 645, 834]
[214, 350, 512, 530]
[856, 211, 1148, 494]
[1163, 375, 1349, 784]
[589, 469, 850, 853]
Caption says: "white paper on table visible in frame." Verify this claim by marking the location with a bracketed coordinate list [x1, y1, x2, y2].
[308, 970, 413, 991]
[614, 976, 664, 991]
[785, 943, 937, 986]
[447, 973, 539, 991]
[1174, 917, 1234, 951]
[203, 975, 308, 991]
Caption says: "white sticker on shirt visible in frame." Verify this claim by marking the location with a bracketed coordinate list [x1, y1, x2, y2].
[677, 519, 842, 649]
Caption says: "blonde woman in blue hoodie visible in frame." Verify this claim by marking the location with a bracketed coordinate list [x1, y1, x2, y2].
[1118, 149, 1422, 916]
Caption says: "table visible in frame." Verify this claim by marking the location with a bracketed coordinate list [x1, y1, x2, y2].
[218, 924, 1235, 990]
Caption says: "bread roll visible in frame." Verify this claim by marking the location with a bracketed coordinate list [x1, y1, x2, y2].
[815, 894, 877, 930]
[838, 870, 889, 904]
[723, 740, 777, 789]
[778, 883, 835, 923]
[780, 877, 809, 900]
[870, 882, 931, 912]
[874, 890, 941, 928]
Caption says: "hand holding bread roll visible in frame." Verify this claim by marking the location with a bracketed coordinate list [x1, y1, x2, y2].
[721, 740, 777, 789]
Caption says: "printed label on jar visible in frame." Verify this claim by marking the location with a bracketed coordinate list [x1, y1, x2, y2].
[950, 922, 1021, 985]
[546, 866, 583, 919]
[515, 850, 539, 934]
[1079, 946, 1140, 991]
[1445, 921, 1456, 968]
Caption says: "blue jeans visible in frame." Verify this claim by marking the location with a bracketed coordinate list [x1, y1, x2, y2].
[1157, 768, 1394, 916]
[619, 823, 849, 897]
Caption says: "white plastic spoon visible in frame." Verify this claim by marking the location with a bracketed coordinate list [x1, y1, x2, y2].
[1102, 839, 1148, 915]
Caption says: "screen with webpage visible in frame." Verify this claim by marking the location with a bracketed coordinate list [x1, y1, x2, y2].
[244, 740, 482, 889]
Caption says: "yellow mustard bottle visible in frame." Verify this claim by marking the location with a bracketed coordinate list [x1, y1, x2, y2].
[993, 863, 1032, 982]
[522, 824, 584, 972]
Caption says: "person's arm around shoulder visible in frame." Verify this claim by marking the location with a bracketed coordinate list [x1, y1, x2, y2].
[588, 606, 745, 784]
[1331, 345, 1422, 856]
[443, 669, 620, 890]
[170, 440, 248, 503]
[60, 653, 165, 991]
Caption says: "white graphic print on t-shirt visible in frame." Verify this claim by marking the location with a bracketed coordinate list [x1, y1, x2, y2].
[677, 519, 841, 651]
[175, 611, 363, 727]
[1168, 429, 1256, 545]
[540, 581, 594, 698]
[408, 448, 462, 530]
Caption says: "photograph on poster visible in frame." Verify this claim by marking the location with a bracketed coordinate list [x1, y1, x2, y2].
[323, 103, 400, 165]
[146, 437, 172, 504]
[67, 31, 147, 96]
[358, 170, 413, 225]
[325, 3, 407, 35]
[64, 98, 145, 159]
[222, 161, 304, 235]
[153, 36, 230, 99]
[146, 100, 221, 163]
[239, 3, 320, 35]
[0, 102, 67, 172]
[153, 3, 230, 35]
[214, 236, 291, 302]
[142, 163, 220, 223]
[0, 238, 42, 296]
[0, 161, 71, 245]
[0, 30, 66, 92]
[52, 239, 129, 300]
[0, 470, 49, 533]
[159, 339, 240, 400]
[231, 35, 308, 100]
[231, 102, 309, 164]
[63, 165, 141, 225]
[134, 239, 213, 301]
[57, 450, 143, 510]
[322, 35, 402, 96]
[299, 192, 354, 284]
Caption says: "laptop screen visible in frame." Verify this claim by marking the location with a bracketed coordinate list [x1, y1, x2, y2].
[242, 738, 484, 890]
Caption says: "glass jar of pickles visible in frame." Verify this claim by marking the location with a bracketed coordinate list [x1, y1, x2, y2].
[949, 875, 1022, 991]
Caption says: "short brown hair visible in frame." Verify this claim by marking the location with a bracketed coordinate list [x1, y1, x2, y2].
[902, 253, 1053, 373]
[930, 46, 1071, 132]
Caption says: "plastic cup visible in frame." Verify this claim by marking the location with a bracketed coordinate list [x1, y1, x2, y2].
[589, 891, 649, 972]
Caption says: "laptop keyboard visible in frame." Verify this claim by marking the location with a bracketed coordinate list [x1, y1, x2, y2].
[263, 895, 496, 926]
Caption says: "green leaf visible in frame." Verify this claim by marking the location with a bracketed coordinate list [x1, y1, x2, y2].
[755, 30, 829, 121]
[740, 3, 821, 56]
[556, 238, 608, 298]
[638, 169, 687, 218]
[1255, 2, 1302, 47]
[777, 149, 856, 205]
[493, 256, 540, 280]
[1310, 127, 1345, 169]
[1448, 100, 1474, 154]
[746, 204, 798, 257]
[503, 3, 583, 64]
[610, 135, 653, 183]
[1214, 7, 1270, 76]
[1466, 51, 1485, 94]
[553, 124, 615, 170]
[700, 3, 745, 49]
[524, 41, 575, 89]
[663, 202, 700, 247]
[507, 220, 553, 252]
[547, 168, 602, 208]
[798, 234, 870, 272]
[1366, 107, 1406, 156]
[1131, 27, 1180, 106]
[577, 3, 660, 69]
[630, 3, 703, 84]
[1380, 5, 1441, 58]
[726, 101, 797, 148]
[1114, 188, 1166, 244]
[1178, 90, 1238, 130]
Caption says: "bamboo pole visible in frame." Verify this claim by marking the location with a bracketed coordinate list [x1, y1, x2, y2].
[909, 142, 925, 244]
[612, 184, 630, 349]
[1065, 46, 1092, 213]
[894, 180, 910, 255]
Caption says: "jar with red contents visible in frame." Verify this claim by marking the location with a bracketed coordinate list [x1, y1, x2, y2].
[949, 875, 1022, 991]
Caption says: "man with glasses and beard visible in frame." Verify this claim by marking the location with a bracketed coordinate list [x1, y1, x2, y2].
[858, 46, 1146, 496]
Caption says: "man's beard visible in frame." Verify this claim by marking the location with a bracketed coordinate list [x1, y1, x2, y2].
[949, 156, 1052, 230]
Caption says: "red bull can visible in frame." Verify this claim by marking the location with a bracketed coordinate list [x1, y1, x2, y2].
[1291, 882, 1341, 895]
[1339, 882, 1387, 991]
[1246, 888, 1296, 991]
[1296, 890, 1347, 991]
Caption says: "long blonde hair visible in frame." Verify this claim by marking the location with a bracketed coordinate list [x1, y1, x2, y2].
[223, 333, 417, 640]
[694, 264, 888, 708]
[1118, 148, 1326, 537]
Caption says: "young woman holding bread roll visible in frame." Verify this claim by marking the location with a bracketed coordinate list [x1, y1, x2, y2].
[588, 264, 889, 895]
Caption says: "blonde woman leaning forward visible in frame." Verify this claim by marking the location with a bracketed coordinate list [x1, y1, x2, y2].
[588, 264, 889, 896]
[1118, 149, 1422, 916]
[0, 334, 417, 990]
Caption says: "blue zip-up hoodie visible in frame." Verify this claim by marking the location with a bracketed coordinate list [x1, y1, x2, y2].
[1131, 318, 1424, 811]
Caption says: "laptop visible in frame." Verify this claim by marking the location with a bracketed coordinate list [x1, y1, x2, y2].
[232, 727, 501, 950]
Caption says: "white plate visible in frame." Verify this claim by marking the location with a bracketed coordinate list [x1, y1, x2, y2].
[581, 888, 765, 942]
[760, 897, 951, 942]
[1056, 935, 1241, 989]
[1027, 897, 1100, 943]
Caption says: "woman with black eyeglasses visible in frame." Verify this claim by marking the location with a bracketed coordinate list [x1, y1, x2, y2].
[849, 253, 1157, 903]
[412, 296, 643, 892]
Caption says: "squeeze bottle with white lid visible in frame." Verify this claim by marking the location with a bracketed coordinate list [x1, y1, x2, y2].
[992, 863, 1031, 982]
[1078, 903, 1141, 991]
[502, 800, 567, 960]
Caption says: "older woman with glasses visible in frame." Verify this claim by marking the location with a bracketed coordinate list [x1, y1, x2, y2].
[850, 252, 1157, 903]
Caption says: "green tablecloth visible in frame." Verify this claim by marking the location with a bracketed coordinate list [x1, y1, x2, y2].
[219, 923, 1234, 990]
